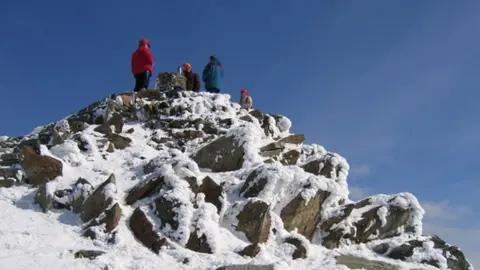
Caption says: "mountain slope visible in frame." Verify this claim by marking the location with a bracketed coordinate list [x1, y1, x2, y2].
[0, 90, 473, 270]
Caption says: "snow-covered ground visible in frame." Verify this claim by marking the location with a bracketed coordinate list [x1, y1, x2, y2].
[0, 91, 472, 270]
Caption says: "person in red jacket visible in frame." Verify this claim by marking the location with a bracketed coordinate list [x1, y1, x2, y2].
[131, 38, 154, 92]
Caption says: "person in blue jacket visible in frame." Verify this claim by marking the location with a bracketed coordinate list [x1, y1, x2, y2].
[202, 55, 223, 93]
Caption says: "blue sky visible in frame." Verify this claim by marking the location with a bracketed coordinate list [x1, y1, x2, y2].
[0, 0, 478, 265]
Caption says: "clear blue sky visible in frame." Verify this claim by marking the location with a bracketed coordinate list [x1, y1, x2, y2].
[1, 0, 479, 264]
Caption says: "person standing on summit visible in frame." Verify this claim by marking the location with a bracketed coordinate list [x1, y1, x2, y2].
[131, 38, 154, 92]
[182, 63, 201, 92]
[202, 55, 223, 93]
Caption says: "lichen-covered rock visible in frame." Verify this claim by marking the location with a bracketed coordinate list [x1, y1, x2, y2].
[280, 189, 331, 240]
[20, 145, 63, 185]
[193, 136, 245, 172]
[107, 134, 132, 150]
[129, 207, 168, 254]
[235, 200, 271, 244]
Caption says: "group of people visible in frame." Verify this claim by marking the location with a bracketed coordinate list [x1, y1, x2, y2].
[131, 38, 252, 109]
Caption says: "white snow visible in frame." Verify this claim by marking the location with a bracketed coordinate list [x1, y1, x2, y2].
[0, 92, 471, 270]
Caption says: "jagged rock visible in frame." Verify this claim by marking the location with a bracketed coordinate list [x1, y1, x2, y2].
[137, 89, 163, 100]
[125, 176, 165, 205]
[69, 120, 89, 133]
[126, 128, 134, 134]
[107, 134, 132, 150]
[154, 196, 182, 231]
[20, 145, 63, 185]
[197, 176, 224, 214]
[0, 152, 20, 166]
[281, 150, 300, 165]
[106, 143, 115, 153]
[74, 250, 105, 260]
[129, 208, 168, 254]
[216, 265, 275, 270]
[172, 130, 204, 140]
[322, 195, 419, 249]
[0, 168, 24, 187]
[301, 153, 346, 179]
[156, 72, 186, 92]
[0, 178, 15, 188]
[280, 189, 331, 240]
[104, 203, 122, 232]
[80, 174, 116, 222]
[168, 119, 190, 129]
[335, 255, 398, 270]
[94, 124, 113, 135]
[238, 243, 261, 258]
[185, 230, 212, 254]
[262, 115, 275, 137]
[249, 110, 264, 121]
[34, 183, 53, 213]
[278, 134, 305, 144]
[108, 113, 124, 133]
[71, 178, 93, 213]
[240, 166, 270, 198]
[239, 115, 253, 123]
[373, 236, 471, 270]
[193, 136, 245, 173]
[236, 200, 271, 244]
[284, 237, 307, 259]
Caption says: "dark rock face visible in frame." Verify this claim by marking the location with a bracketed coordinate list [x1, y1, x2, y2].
[125, 176, 165, 205]
[80, 174, 116, 222]
[129, 207, 168, 254]
[20, 145, 63, 185]
[197, 176, 224, 214]
[335, 255, 398, 270]
[284, 237, 307, 259]
[74, 250, 105, 260]
[236, 200, 271, 244]
[280, 189, 331, 241]
[192, 136, 245, 172]
[239, 166, 271, 198]
[34, 183, 53, 212]
[372, 235, 472, 270]
[238, 243, 261, 258]
[301, 153, 346, 179]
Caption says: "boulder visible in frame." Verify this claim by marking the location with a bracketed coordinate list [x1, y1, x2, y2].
[278, 134, 305, 145]
[129, 207, 168, 254]
[284, 237, 307, 259]
[197, 176, 224, 214]
[20, 145, 63, 185]
[238, 243, 261, 258]
[193, 136, 245, 173]
[156, 72, 187, 92]
[321, 195, 419, 249]
[335, 255, 398, 270]
[80, 174, 116, 222]
[125, 176, 165, 205]
[239, 167, 270, 198]
[185, 230, 212, 254]
[0, 168, 24, 187]
[107, 134, 132, 150]
[34, 183, 53, 213]
[0, 152, 20, 166]
[216, 265, 275, 270]
[154, 196, 183, 232]
[74, 250, 105, 260]
[236, 200, 271, 244]
[281, 150, 300, 165]
[301, 153, 346, 179]
[280, 189, 331, 240]
[104, 203, 122, 232]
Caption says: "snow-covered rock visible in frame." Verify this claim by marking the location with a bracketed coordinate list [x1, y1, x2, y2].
[0, 90, 473, 270]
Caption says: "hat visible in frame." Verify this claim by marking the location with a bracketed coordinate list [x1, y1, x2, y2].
[183, 63, 192, 72]
[241, 89, 248, 95]
[210, 55, 216, 61]
[139, 38, 150, 47]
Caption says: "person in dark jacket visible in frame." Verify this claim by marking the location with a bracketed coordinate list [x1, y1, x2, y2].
[202, 55, 223, 93]
[131, 38, 154, 92]
[182, 63, 201, 92]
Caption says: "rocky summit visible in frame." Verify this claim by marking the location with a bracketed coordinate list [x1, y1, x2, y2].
[0, 90, 473, 270]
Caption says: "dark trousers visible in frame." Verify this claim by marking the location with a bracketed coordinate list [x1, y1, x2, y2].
[206, 88, 220, 93]
[134, 71, 151, 92]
